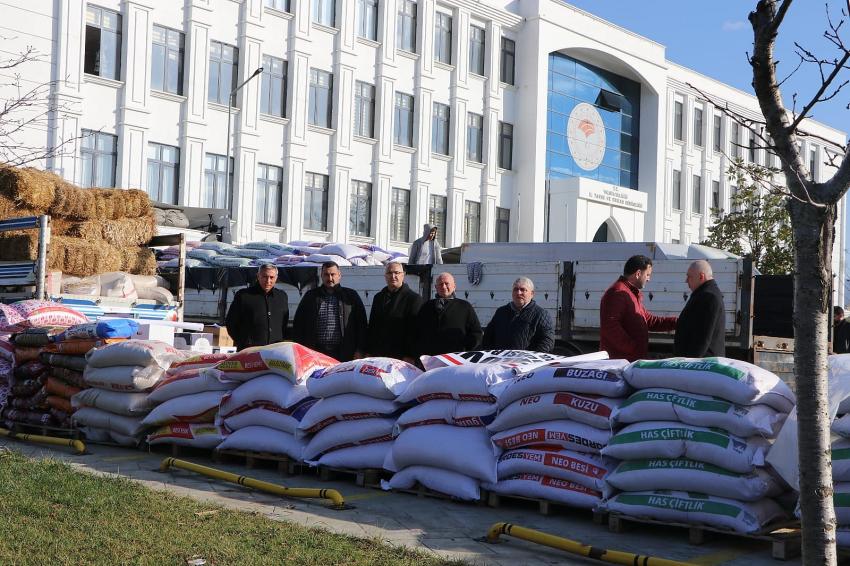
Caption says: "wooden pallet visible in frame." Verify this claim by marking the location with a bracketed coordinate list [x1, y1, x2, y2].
[390, 482, 488, 505]
[6, 421, 80, 439]
[486, 491, 607, 523]
[607, 512, 801, 561]
[316, 465, 387, 488]
[213, 448, 306, 475]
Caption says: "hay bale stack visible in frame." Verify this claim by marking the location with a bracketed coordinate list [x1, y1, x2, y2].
[0, 234, 149, 277]
[119, 246, 157, 276]
[61, 215, 156, 247]
[50, 186, 151, 220]
[0, 166, 56, 210]
[0, 193, 39, 219]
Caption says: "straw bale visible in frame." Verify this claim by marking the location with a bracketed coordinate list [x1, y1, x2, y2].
[0, 234, 126, 277]
[119, 245, 157, 275]
[51, 185, 152, 220]
[60, 215, 156, 247]
[0, 166, 56, 210]
[0, 193, 39, 220]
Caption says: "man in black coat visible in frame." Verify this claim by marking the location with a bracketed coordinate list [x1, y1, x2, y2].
[834, 306, 850, 354]
[367, 261, 424, 362]
[415, 272, 482, 356]
[674, 260, 726, 357]
[225, 264, 289, 351]
[292, 261, 367, 361]
[483, 277, 554, 352]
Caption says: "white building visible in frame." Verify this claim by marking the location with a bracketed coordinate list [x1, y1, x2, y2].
[2, 0, 846, 277]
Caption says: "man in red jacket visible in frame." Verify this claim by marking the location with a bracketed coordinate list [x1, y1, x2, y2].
[599, 255, 677, 361]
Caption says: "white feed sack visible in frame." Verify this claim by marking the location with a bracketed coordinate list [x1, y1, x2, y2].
[382, 465, 482, 501]
[420, 349, 608, 373]
[603, 491, 787, 534]
[395, 364, 510, 404]
[624, 358, 795, 413]
[606, 458, 785, 501]
[148, 368, 238, 404]
[297, 394, 399, 435]
[71, 389, 152, 416]
[72, 407, 146, 437]
[86, 340, 184, 370]
[491, 420, 613, 455]
[165, 353, 230, 375]
[307, 358, 421, 400]
[211, 342, 339, 383]
[496, 447, 613, 496]
[612, 388, 786, 438]
[147, 423, 225, 449]
[217, 374, 315, 434]
[386, 424, 498, 483]
[394, 399, 497, 431]
[497, 359, 631, 408]
[215, 425, 306, 461]
[84, 365, 165, 392]
[488, 392, 622, 432]
[601, 421, 769, 474]
[141, 390, 228, 427]
[310, 442, 392, 469]
[302, 417, 396, 461]
[484, 474, 602, 509]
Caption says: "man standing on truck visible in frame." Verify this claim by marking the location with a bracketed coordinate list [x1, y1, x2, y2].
[482, 277, 554, 352]
[366, 261, 424, 362]
[415, 272, 482, 355]
[599, 255, 677, 361]
[408, 224, 443, 265]
[225, 264, 289, 351]
[674, 260, 725, 357]
[292, 261, 367, 361]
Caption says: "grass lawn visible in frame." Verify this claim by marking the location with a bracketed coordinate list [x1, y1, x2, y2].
[0, 449, 464, 565]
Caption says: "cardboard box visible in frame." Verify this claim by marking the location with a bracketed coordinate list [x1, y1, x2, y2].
[205, 325, 233, 348]
[133, 323, 175, 345]
[175, 332, 214, 353]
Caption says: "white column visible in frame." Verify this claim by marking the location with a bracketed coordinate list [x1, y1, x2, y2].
[52, 0, 85, 180]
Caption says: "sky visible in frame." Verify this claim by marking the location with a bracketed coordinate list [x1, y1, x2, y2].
[564, 0, 850, 290]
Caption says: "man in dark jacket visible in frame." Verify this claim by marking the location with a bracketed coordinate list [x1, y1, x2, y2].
[483, 277, 554, 352]
[367, 261, 424, 361]
[834, 306, 850, 354]
[292, 261, 367, 361]
[674, 260, 726, 357]
[225, 264, 289, 351]
[600, 255, 677, 361]
[415, 272, 482, 356]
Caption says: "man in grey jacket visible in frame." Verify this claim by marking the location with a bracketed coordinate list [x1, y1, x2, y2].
[408, 224, 443, 265]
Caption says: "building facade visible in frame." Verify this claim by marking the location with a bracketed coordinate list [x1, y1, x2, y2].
[2, 0, 846, 278]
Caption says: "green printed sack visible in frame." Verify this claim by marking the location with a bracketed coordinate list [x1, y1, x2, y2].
[624, 357, 794, 412]
[612, 388, 785, 438]
[606, 458, 784, 501]
[601, 421, 769, 473]
[603, 490, 786, 534]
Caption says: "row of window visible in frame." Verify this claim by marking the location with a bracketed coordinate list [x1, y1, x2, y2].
[670, 170, 731, 215]
[81, 128, 509, 242]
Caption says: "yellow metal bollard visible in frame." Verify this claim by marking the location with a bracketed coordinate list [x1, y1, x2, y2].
[159, 457, 350, 509]
[0, 427, 87, 455]
[485, 522, 694, 566]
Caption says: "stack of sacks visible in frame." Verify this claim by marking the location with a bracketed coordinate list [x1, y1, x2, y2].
[0, 335, 12, 420]
[299, 358, 420, 469]
[213, 342, 338, 461]
[486, 358, 630, 509]
[382, 364, 512, 501]
[601, 357, 794, 534]
[72, 340, 184, 446]
[61, 272, 174, 305]
[144, 352, 231, 449]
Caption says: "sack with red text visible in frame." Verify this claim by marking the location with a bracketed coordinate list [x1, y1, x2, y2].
[165, 353, 230, 375]
[306, 357, 421, 399]
[147, 423, 225, 449]
[420, 350, 601, 373]
[303, 417, 395, 461]
[148, 368, 238, 404]
[395, 365, 507, 404]
[484, 474, 602, 509]
[211, 342, 338, 383]
[140, 390, 227, 427]
[489, 392, 622, 432]
[297, 394, 399, 435]
[394, 399, 497, 431]
[498, 359, 631, 407]
[496, 447, 613, 496]
[217, 374, 315, 434]
[491, 419, 612, 455]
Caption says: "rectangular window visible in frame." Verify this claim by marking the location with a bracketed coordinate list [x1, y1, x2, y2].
[469, 25, 485, 76]
[390, 187, 410, 242]
[80, 130, 118, 188]
[711, 180, 720, 211]
[466, 112, 483, 163]
[500, 37, 515, 85]
[146, 142, 180, 204]
[308, 68, 333, 128]
[434, 12, 452, 65]
[748, 131, 757, 163]
[356, 0, 378, 40]
[730, 185, 739, 212]
[397, 0, 417, 53]
[673, 100, 683, 142]
[312, 0, 335, 26]
[208, 41, 238, 105]
[432, 102, 450, 155]
[713, 113, 722, 152]
[304, 172, 329, 231]
[265, 0, 289, 11]
[731, 122, 740, 158]
[260, 55, 287, 117]
[428, 194, 447, 246]
[349, 180, 372, 236]
[692, 174, 702, 214]
[672, 169, 682, 210]
[203, 153, 233, 212]
[810, 147, 818, 178]
[256, 163, 283, 226]
[463, 200, 480, 243]
[499, 121, 513, 170]
[693, 107, 703, 147]
[151, 25, 184, 95]
[84, 5, 122, 80]
[394, 92, 414, 147]
[354, 81, 376, 138]
[496, 207, 510, 242]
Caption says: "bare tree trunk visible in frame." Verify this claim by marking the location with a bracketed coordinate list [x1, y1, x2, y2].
[791, 196, 837, 564]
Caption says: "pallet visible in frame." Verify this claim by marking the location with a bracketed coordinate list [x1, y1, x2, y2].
[316, 465, 387, 488]
[213, 448, 306, 476]
[390, 482, 488, 505]
[607, 512, 801, 561]
[6, 421, 80, 440]
[146, 442, 217, 460]
[486, 491, 607, 523]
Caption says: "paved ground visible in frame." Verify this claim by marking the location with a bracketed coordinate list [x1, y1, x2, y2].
[0, 436, 801, 565]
